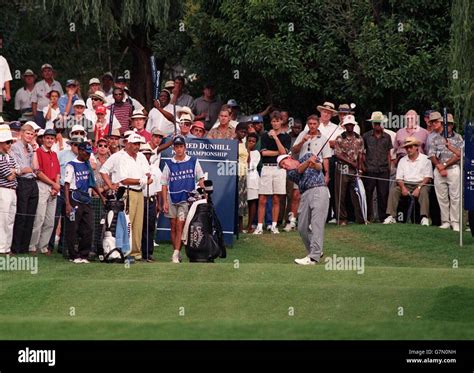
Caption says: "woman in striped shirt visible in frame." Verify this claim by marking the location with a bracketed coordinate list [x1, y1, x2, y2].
[0, 125, 19, 254]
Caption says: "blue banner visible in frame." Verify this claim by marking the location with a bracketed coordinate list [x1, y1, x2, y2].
[464, 120, 474, 210]
[156, 138, 238, 245]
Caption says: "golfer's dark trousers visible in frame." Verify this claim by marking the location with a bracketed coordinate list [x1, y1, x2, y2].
[363, 170, 390, 222]
[11, 177, 39, 253]
[334, 166, 364, 224]
[141, 196, 157, 259]
[65, 200, 93, 260]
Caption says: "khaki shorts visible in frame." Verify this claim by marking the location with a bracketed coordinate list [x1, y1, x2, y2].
[166, 202, 189, 221]
[259, 165, 287, 195]
[247, 188, 259, 201]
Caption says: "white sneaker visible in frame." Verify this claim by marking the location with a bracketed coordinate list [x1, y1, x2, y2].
[451, 223, 460, 232]
[383, 216, 397, 224]
[328, 218, 337, 224]
[294, 256, 316, 265]
[283, 220, 296, 232]
[73, 258, 82, 264]
[171, 250, 181, 263]
[439, 222, 451, 229]
[421, 217, 430, 226]
[253, 227, 263, 235]
[270, 226, 280, 234]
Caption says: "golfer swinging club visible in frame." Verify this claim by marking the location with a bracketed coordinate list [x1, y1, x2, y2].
[277, 153, 329, 265]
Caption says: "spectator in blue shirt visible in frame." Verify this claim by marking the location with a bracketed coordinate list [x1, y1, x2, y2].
[58, 79, 81, 116]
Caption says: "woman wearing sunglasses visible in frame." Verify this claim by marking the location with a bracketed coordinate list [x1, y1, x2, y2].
[0, 125, 19, 254]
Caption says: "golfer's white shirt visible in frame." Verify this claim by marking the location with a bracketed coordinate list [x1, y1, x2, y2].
[100, 150, 126, 184]
[396, 153, 433, 183]
[117, 151, 150, 190]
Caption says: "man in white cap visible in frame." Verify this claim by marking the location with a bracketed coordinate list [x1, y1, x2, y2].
[14, 69, 37, 117]
[178, 113, 193, 138]
[384, 137, 432, 226]
[334, 114, 365, 225]
[101, 133, 151, 260]
[64, 100, 94, 140]
[0, 124, 18, 254]
[277, 152, 329, 265]
[31, 63, 64, 128]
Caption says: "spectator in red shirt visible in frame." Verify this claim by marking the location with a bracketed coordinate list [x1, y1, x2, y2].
[30, 129, 61, 255]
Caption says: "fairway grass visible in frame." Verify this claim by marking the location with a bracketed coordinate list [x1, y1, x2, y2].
[1, 224, 473, 340]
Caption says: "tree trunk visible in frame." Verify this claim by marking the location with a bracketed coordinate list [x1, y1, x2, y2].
[126, 27, 155, 111]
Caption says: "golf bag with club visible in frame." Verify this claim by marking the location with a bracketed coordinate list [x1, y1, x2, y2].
[182, 180, 226, 262]
[98, 187, 133, 263]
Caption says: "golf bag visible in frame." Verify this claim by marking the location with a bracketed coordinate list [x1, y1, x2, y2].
[183, 181, 226, 262]
[98, 188, 132, 263]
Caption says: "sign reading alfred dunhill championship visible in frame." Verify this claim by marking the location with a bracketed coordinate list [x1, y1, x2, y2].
[157, 138, 238, 245]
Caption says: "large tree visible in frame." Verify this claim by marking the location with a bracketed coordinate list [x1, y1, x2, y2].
[51, 0, 183, 109]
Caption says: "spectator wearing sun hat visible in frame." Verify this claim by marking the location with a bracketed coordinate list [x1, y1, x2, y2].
[130, 109, 151, 142]
[31, 64, 64, 128]
[334, 114, 365, 225]
[63, 99, 94, 140]
[190, 121, 206, 138]
[178, 113, 194, 138]
[14, 69, 37, 116]
[384, 136, 433, 226]
[428, 112, 463, 231]
[0, 125, 19, 253]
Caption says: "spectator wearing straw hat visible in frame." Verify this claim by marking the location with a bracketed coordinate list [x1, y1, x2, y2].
[428, 113, 463, 231]
[334, 115, 365, 225]
[14, 69, 37, 117]
[10, 122, 39, 254]
[384, 137, 433, 226]
[363, 111, 393, 223]
[178, 113, 194, 138]
[315, 101, 339, 223]
[130, 109, 151, 142]
[29, 129, 60, 255]
[0, 124, 18, 254]
[31, 64, 64, 128]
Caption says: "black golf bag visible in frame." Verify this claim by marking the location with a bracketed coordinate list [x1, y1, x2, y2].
[184, 181, 226, 263]
[98, 188, 129, 263]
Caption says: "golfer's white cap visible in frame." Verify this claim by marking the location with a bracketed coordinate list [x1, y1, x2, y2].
[277, 154, 291, 168]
